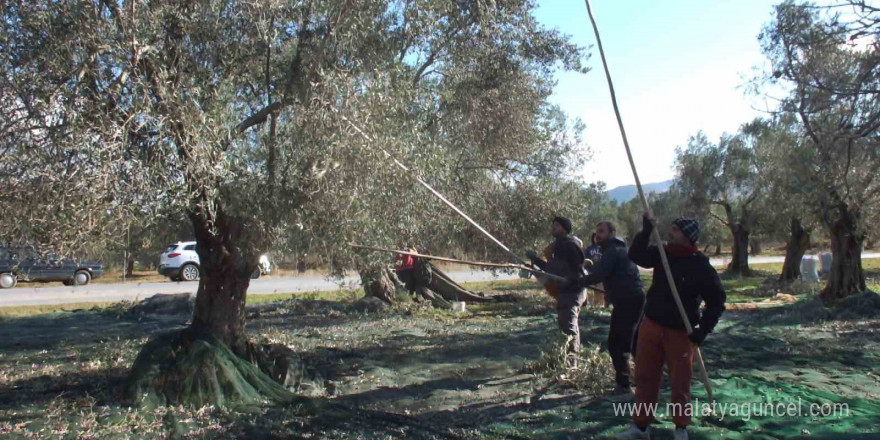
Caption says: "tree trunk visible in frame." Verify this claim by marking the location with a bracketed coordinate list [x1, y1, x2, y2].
[821, 212, 866, 304]
[124, 257, 135, 277]
[749, 240, 762, 255]
[189, 217, 254, 356]
[360, 268, 397, 304]
[780, 217, 810, 282]
[127, 211, 293, 408]
[409, 258, 452, 308]
[428, 265, 494, 303]
[726, 225, 751, 276]
[714, 242, 722, 256]
[416, 286, 452, 308]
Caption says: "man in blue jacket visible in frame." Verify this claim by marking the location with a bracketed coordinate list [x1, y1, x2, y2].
[576, 221, 645, 393]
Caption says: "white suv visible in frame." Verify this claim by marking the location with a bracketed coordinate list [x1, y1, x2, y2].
[158, 241, 272, 282]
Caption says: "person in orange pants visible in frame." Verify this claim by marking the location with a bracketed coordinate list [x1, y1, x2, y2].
[616, 213, 726, 440]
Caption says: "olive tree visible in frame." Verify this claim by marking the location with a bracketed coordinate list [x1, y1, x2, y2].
[760, 0, 880, 302]
[675, 130, 764, 276]
[0, 0, 587, 407]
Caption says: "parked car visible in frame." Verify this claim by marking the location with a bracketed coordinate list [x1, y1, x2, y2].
[158, 242, 200, 281]
[0, 247, 103, 288]
[158, 241, 271, 282]
[0, 258, 15, 289]
[258, 254, 272, 276]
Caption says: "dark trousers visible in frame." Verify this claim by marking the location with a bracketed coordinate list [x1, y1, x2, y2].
[395, 268, 415, 294]
[556, 288, 587, 350]
[608, 297, 645, 388]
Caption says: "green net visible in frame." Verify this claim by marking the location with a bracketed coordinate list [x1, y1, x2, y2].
[486, 294, 880, 439]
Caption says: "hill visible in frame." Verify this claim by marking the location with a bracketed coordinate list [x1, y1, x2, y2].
[606, 179, 673, 203]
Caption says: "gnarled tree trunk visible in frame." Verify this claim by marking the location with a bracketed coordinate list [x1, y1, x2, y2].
[749, 240, 762, 255]
[428, 265, 494, 303]
[780, 217, 810, 282]
[360, 268, 398, 304]
[127, 211, 292, 408]
[189, 213, 254, 355]
[727, 224, 751, 276]
[821, 211, 867, 304]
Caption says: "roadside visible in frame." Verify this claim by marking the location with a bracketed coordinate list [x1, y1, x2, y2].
[5, 254, 880, 308]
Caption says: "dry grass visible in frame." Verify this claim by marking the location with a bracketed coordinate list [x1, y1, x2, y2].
[0, 301, 119, 318]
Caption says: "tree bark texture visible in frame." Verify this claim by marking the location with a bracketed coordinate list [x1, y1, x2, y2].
[821, 211, 867, 304]
[780, 217, 810, 282]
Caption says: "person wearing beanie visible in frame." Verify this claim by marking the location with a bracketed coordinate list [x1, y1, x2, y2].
[616, 213, 726, 440]
[525, 215, 586, 352]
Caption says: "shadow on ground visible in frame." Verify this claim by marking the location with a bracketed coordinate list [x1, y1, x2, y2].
[1, 287, 879, 439]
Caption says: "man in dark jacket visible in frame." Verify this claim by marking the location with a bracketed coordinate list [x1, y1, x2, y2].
[616, 213, 726, 440]
[526, 216, 586, 351]
[583, 232, 607, 309]
[576, 221, 644, 393]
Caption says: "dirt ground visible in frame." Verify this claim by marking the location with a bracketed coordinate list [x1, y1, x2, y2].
[1, 279, 879, 439]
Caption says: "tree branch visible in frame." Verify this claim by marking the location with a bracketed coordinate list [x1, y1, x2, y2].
[236, 101, 287, 134]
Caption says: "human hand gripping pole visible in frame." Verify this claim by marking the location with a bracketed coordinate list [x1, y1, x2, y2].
[583, 0, 713, 400]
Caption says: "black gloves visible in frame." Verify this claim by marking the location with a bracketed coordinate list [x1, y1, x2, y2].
[689, 326, 707, 345]
[642, 214, 654, 235]
[525, 250, 539, 261]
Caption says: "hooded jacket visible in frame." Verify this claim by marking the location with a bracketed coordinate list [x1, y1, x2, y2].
[579, 236, 645, 304]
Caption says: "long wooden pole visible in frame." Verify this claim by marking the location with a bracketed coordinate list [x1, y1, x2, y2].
[353, 244, 525, 270]
[339, 113, 528, 267]
[352, 244, 608, 293]
[583, 0, 713, 400]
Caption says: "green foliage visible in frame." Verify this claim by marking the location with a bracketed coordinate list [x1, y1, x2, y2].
[675, 128, 763, 234]
[759, 1, 880, 233]
[756, 0, 879, 297]
[0, 0, 590, 269]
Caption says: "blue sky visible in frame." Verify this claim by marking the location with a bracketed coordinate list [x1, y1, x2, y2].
[534, 0, 779, 189]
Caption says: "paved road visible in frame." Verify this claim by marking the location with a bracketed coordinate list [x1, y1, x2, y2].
[3, 253, 878, 307]
[0, 269, 522, 307]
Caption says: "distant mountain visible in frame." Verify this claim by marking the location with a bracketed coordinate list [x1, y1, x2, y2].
[606, 179, 674, 204]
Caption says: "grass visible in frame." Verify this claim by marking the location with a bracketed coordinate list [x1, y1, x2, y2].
[0, 301, 120, 318]
[93, 270, 168, 284]
[0, 289, 363, 318]
[0, 279, 533, 318]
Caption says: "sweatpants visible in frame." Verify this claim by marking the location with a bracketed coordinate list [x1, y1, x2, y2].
[633, 316, 695, 428]
[608, 297, 645, 388]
